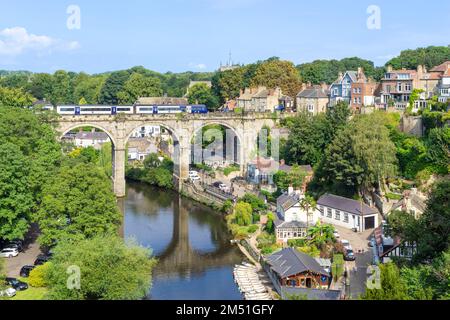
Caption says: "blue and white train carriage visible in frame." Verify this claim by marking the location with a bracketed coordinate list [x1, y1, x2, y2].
[57, 104, 208, 115]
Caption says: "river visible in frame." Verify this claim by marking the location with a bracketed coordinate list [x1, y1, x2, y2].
[119, 181, 244, 300]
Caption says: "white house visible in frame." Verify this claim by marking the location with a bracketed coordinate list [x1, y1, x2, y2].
[74, 131, 109, 150]
[127, 138, 158, 161]
[316, 194, 379, 232]
[275, 188, 320, 244]
[130, 126, 161, 138]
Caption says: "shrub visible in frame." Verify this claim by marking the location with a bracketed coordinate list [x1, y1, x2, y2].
[247, 225, 259, 234]
[223, 165, 240, 177]
[28, 263, 51, 288]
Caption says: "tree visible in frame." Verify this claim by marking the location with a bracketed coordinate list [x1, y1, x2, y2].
[73, 75, 106, 104]
[0, 143, 34, 240]
[307, 222, 335, 247]
[386, 46, 450, 70]
[212, 67, 246, 104]
[362, 263, 409, 300]
[425, 127, 449, 175]
[117, 73, 163, 104]
[300, 195, 317, 227]
[250, 59, 302, 98]
[187, 83, 219, 111]
[0, 87, 34, 107]
[414, 179, 450, 262]
[34, 163, 122, 247]
[45, 235, 156, 300]
[234, 202, 253, 226]
[98, 71, 130, 104]
[29, 73, 53, 100]
[320, 114, 397, 195]
[238, 194, 267, 213]
[49, 70, 72, 105]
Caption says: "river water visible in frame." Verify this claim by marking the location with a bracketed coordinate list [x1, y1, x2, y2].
[119, 181, 244, 300]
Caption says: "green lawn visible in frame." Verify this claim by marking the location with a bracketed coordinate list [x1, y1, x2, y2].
[9, 278, 48, 300]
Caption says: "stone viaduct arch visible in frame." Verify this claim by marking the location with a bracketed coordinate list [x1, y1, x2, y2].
[56, 113, 282, 197]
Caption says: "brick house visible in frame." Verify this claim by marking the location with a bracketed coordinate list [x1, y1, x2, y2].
[350, 68, 380, 111]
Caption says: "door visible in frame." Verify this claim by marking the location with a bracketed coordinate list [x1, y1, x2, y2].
[364, 216, 375, 230]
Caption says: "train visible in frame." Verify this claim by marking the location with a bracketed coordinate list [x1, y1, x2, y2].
[55, 104, 208, 115]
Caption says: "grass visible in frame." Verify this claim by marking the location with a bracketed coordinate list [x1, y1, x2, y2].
[9, 277, 48, 300]
[386, 192, 403, 201]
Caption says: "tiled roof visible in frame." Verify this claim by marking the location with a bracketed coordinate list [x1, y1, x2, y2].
[317, 194, 378, 216]
[75, 132, 109, 140]
[297, 86, 329, 99]
[266, 248, 329, 278]
[277, 193, 300, 211]
[430, 61, 450, 72]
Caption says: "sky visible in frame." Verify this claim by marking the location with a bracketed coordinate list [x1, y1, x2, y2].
[0, 0, 449, 74]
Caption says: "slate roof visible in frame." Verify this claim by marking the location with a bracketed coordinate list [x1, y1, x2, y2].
[281, 287, 341, 300]
[297, 86, 329, 99]
[75, 132, 109, 140]
[274, 219, 307, 229]
[277, 193, 300, 212]
[391, 193, 426, 213]
[317, 194, 378, 216]
[266, 248, 329, 278]
[136, 97, 188, 105]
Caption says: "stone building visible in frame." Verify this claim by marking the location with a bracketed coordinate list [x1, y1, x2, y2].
[296, 84, 329, 115]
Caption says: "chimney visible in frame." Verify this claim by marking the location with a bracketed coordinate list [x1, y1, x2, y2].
[357, 67, 364, 80]
[288, 186, 294, 195]
[321, 82, 329, 90]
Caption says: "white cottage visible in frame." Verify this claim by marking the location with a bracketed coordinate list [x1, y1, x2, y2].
[316, 194, 379, 232]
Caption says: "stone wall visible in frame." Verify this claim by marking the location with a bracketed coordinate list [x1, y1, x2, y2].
[400, 115, 424, 137]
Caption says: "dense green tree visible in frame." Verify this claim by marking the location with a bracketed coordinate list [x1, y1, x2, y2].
[425, 127, 450, 175]
[0, 87, 34, 107]
[362, 263, 409, 300]
[386, 46, 450, 70]
[250, 59, 302, 98]
[212, 68, 246, 103]
[307, 222, 335, 247]
[98, 71, 130, 104]
[34, 163, 122, 247]
[45, 235, 156, 300]
[238, 193, 267, 213]
[73, 75, 106, 104]
[234, 202, 253, 226]
[28, 73, 53, 100]
[49, 70, 72, 105]
[187, 83, 219, 110]
[273, 165, 307, 191]
[117, 73, 163, 104]
[0, 143, 34, 240]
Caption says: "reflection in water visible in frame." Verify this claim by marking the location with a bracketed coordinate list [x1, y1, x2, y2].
[121, 182, 244, 300]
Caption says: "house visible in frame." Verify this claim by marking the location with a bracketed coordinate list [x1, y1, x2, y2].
[379, 65, 429, 111]
[279, 95, 294, 112]
[350, 68, 380, 111]
[264, 248, 332, 295]
[236, 86, 286, 112]
[296, 84, 329, 115]
[373, 224, 417, 264]
[74, 130, 109, 150]
[135, 97, 188, 106]
[185, 80, 212, 96]
[127, 138, 158, 161]
[329, 71, 358, 106]
[435, 61, 450, 103]
[275, 188, 320, 244]
[130, 125, 161, 138]
[388, 188, 427, 220]
[317, 194, 379, 232]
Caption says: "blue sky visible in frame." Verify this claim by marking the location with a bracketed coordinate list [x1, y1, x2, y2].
[1, 0, 449, 73]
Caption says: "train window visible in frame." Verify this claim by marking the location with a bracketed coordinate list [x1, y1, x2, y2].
[117, 108, 131, 111]
[59, 108, 75, 112]
[81, 108, 111, 112]
[139, 108, 153, 112]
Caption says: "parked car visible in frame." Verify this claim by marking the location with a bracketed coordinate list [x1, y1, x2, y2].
[344, 249, 356, 261]
[341, 239, 351, 250]
[189, 171, 199, 177]
[218, 183, 230, 193]
[3, 242, 23, 252]
[0, 248, 19, 258]
[189, 175, 200, 182]
[19, 265, 35, 278]
[34, 254, 50, 266]
[5, 278, 28, 291]
[0, 287, 16, 298]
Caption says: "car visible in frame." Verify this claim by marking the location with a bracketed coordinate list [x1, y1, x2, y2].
[344, 249, 356, 261]
[5, 278, 28, 291]
[189, 175, 200, 182]
[19, 265, 35, 278]
[3, 241, 23, 252]
[212, 181, 223, 188]
[218, 184, 230, 193]
[34, 254, 50, 266]
[340, 239, 351, 250]
[333, 231, 340, 239]
[0, 248, 19, 258]
[188, 171, 199, 177]
[0, 287, 16, 298]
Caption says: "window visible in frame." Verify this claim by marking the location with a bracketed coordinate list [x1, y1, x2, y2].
[327, 208, 332, 218]
[405, 83, 411, 91]
[335, 210, 341, 221]
[358, 88, 361, 94]
[386, 85, 391, 93]
[344, 213, 349, 223]
[397, 82, 402, 92]
[319, 206, 324, 216]
[307, 104, 314, 112]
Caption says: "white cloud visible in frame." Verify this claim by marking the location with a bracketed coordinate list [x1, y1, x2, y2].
[0, 27, 80, 56]
[189, 62, 207, 70]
